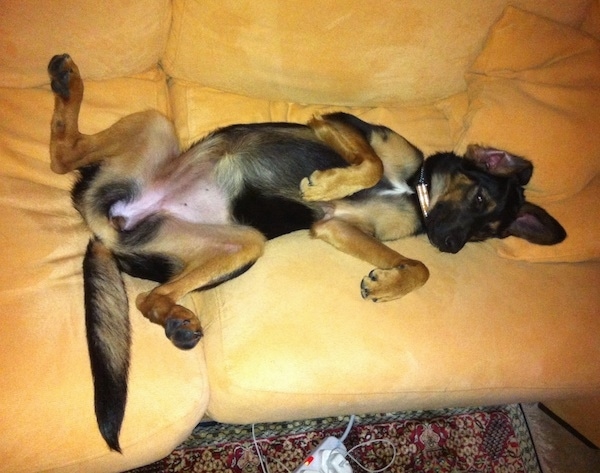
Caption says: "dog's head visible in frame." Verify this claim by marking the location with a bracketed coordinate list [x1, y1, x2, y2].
[423, 145, 566, 254]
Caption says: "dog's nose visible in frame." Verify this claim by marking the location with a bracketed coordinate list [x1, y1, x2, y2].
[443, 235, 461, 254]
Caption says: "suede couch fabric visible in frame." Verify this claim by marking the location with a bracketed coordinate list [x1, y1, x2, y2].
[1, 0, 599, 471]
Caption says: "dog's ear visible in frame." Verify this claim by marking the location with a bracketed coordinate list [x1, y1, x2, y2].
[504, 201, 567, 245]
[465, 145, 533, 185]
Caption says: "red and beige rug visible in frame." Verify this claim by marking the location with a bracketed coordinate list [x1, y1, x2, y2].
[129, 404, 540, 472]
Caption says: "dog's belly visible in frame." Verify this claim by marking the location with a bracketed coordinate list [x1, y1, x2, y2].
[161, 180, 231, 224]
[111, 178, 230, 230]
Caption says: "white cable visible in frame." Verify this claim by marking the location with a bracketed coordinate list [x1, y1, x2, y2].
[251, 416, 396, 473]
[340, 415, 356, 443]
[346, 439, 397, 473]
[252, 423, 271, 473]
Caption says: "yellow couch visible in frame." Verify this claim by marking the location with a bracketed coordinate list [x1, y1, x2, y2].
[1, 0, 600, 471]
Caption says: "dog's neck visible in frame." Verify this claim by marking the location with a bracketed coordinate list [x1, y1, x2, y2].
[414, 163, 430, 219]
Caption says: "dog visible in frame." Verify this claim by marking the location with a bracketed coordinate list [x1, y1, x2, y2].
[47, 54, 566, 451]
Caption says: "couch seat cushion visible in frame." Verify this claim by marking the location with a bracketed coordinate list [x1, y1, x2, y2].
[0, 70, 208, 473]
[201, 233, 600, 424]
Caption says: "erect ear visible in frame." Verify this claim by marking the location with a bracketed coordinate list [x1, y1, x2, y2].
[465, 145, 533, 185]
[503, 202, 567, 245]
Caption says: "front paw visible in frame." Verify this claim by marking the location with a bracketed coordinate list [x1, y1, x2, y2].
[301, 169, 352, 202]
[360, 261, 429, 302]
[301, 170, 328, 201]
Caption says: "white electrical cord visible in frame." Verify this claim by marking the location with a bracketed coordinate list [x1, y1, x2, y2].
[340, 414, 355, 442]
[347, 439, 397, 473]
[251, 415, 397, 473]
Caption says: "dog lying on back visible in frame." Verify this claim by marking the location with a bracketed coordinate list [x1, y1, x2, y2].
[47, 54, 566, 451]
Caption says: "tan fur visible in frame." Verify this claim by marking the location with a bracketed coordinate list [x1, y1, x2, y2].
[302, 116, 429, 300]
[301, 116, 384, 201]
[50, 55, 266, 338]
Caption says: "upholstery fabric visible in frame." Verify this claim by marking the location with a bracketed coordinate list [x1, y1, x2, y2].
[0, 72, 208, 473]
[0, 0, 171, 88]
[201, 233, 600, 424]
[457, 7, 600, 200]
[0, 0, 599, 471]
[456, 7, 600, 262]
[168, 80, 457, 156]
[164, 0, 592, 106]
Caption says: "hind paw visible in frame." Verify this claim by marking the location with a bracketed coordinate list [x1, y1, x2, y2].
[165, 315, 203, 350]
[48, 54, 81, 100]
[136, 292, 203, 349]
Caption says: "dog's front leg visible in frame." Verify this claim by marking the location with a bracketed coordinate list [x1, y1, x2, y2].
[311, 218, 429, 301]
[300, 115, 384, 201]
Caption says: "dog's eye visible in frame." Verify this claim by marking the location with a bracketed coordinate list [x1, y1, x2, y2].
[473, 188, 486, 211]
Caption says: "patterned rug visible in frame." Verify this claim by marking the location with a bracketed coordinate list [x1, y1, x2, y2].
[128, 404, 540, 472]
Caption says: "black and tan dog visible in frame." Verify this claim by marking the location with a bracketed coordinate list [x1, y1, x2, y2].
[48, 54, 565, 451]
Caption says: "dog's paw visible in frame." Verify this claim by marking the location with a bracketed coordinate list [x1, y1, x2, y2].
[137, 292, 203, 349]
[300, 171, 327, 201]
[165, 318, 203, 349]
[48, 54, 81, 100]
[164, 308, 203, 350]
[360, 261, 429, 302]
[301, 169, 353, 202]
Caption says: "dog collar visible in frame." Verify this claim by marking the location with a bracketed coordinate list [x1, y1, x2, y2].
[416, 163, 430, 219]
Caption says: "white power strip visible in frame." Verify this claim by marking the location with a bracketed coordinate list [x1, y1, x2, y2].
[294, 436, 353, 473]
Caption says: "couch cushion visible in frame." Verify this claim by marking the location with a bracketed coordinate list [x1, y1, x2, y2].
[491, 176, 600, 262]
[455, 7, 600, 262]
[163, 0, 591, 106]
[0, 0, 171, 88]
[457, 6, 600, 200]
[168, 80, 457, 156]
[201, 232, 600, 424]
[0, 71, 208, 473]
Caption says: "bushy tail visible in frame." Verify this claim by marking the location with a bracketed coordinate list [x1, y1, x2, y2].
[82, 238, 130, 452]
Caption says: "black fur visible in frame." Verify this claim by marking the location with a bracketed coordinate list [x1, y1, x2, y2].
[71, 164, 100, 209]
[116, 252, 181, 283]
[91, 181, 138, 220]
[118, 215, 165, 247]
[421, 151, 565, 253]
[232, 185, 321, 239]
[83, 239, 129, 452]
[197, 261, 257, 291]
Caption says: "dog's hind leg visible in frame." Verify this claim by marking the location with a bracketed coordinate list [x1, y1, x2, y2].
[48, 54, 178, 175]
[134, 223, 266, 348]
[300, 115, 384, 201]
[311, 218, 429, 301]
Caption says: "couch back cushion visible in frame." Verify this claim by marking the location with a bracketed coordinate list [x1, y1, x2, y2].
[163, 0, 592, 106]
[0, 0, 171, 88]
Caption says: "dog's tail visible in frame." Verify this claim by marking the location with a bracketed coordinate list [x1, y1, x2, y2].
[83, 237, 130, 453]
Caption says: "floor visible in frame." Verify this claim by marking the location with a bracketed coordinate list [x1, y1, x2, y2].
[521, 403, 600, 473]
